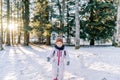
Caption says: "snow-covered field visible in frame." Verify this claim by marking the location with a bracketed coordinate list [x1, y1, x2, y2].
[0, 45, 120, 80]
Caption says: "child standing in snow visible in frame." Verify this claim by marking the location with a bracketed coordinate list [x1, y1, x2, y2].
[47, 37, 70, 80]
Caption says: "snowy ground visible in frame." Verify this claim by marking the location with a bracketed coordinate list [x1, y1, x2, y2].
[0, 45, 120, 80]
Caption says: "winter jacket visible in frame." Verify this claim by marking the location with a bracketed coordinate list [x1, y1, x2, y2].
[47, 45, 70, 80]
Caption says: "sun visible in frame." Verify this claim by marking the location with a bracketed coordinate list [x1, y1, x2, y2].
[9, 24, 17, 30]
[9, 24, 15, 30]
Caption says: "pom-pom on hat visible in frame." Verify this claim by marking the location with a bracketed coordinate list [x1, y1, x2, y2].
[56, 37, 63, 43]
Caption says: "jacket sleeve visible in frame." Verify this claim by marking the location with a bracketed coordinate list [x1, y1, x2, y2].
[64, 50, 70, 63]
[47, 48, 55, 62]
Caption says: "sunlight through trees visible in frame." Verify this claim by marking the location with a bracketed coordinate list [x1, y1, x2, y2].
[0, 0, 118, 48]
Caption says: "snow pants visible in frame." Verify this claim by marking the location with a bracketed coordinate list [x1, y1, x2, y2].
[52, 61, 64, 80]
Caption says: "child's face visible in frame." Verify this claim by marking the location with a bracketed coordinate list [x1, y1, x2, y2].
[56, 42, 63, 47]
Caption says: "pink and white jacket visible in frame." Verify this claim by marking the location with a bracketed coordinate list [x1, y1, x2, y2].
[47, 45, 70, 80]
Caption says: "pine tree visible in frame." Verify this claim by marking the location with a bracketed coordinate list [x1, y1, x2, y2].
[80, 0, 116, 45]
[65, 0, 75, 45]
[52, 0, 68, 34]
[17, 0, 22, 44]
[22, 0, 30, 46]
[32, 0, 51, 45]
[6, 0, 10, 46]
[52, 0, 76, 44]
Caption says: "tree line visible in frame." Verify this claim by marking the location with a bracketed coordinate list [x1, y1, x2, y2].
[0, 0, 119, 50]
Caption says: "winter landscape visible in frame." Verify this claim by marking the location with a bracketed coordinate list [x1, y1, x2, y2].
[0, 0, 120, 80]
[0, 45, 120, 80]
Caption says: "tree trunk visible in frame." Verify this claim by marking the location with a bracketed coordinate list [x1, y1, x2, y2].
[66, 37, 70, 45]
[1, 0, 3, 43]
[38, 37, 41, 44]
[13, 0, 17, 45]
[90, 38, 94, 45]
[45, 1, 51, 45]
[89, 0, 95, 46]
[22, 0, 30, 46]
[11, 30, 14, 45]
[11, 1, 14, 45]
[115, 0, 120, 46]
[17, 1, 21, 44]
[75, 0, 80, 49]
[0, 35, 3, 50]
[24, 31, 29, 46]
[6, 0, 10, 46]
[0, 0, 3, 50]
[46, 35, 51, 45]
[18, 22, 21, 44]
[66, 1, 71, 45]
[57, 0, 65, 33]
[61, 0, 65, 28]
[18, 32, 21, 44]
[18, 1, 22, 44]
[0, 23, 3, 50]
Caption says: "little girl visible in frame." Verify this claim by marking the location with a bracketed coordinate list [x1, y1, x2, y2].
[47, 37, 70, 80]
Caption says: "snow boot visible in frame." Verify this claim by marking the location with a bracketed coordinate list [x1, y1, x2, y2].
[53, 78, 57, 80]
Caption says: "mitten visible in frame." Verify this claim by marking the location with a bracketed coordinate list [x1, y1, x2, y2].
[47, 57, 50, 62]
[67, 61, 70, 65]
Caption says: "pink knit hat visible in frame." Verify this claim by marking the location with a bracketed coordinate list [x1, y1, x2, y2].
[56, 37, 63, 43]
